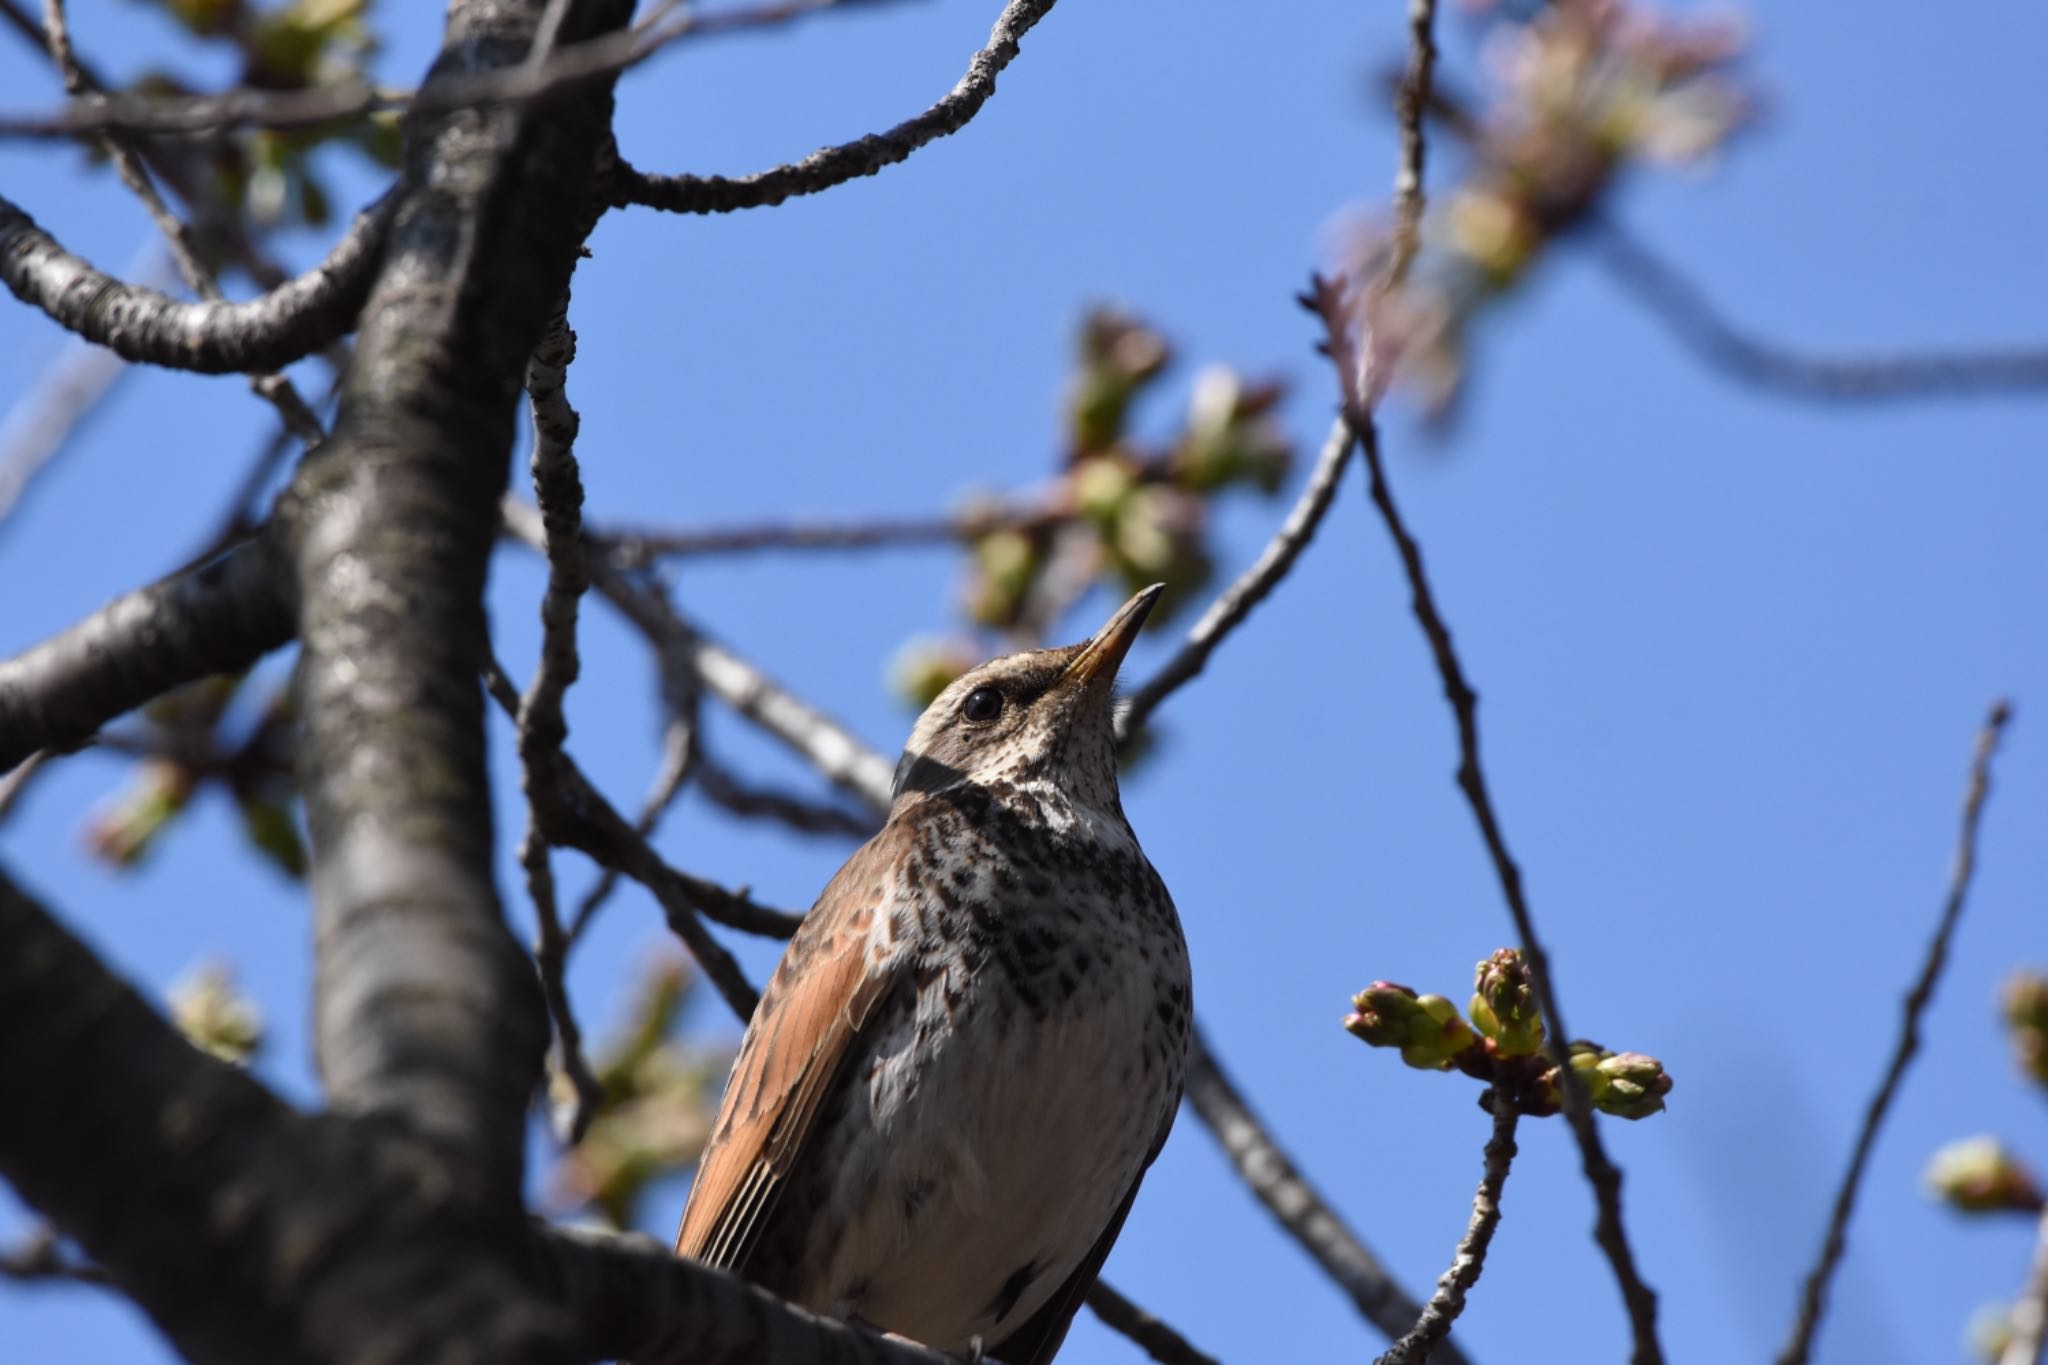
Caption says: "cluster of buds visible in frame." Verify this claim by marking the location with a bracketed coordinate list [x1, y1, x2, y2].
[169, 961, 265, 1066]
[1923, 1138, 2045, 1217]
[116, 0, 399, 238]
[2002, 970, 2048, 1088]
[1346, 948, 1673, 1120]
[548, 959, 729, 1230]
[943, 309, 1291, 667]
[1342, 0, 1753, 413]
[1345, 981, 1479, 1071]
[1523, 1042, 1672, 1120]
[85, 674, 305, 880]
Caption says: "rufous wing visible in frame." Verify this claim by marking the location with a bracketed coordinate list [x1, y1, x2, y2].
[675, 836, 903, 1272]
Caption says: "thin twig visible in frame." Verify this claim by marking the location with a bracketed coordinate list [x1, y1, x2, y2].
[514, 302, 603, 1144]
[0, 1225, 109, 1284]
[617, 0, 1060, 214]
[1385, 0, 1439, 293]
[1588, 220, 2048, 401]
[2002, 1210, 2048, 1365]
[566, 706, 699, 948]
[1184, 1030, 1468, 1363]
[507, 497, 903, 806]
[600, 507, 1041, 566]
[1315, 0, 1658, 1349]
[1777, 699, 2015, 1365]
[0, 0, 905, 141]
[38, 0, 325, 447]
[1118, 415, 1354, 743]
[697, 759, 879, 840]
[0, 252, 154, 534]
[1377, 1089, 1519, 1365]
[0, 749, 51, 821]
[1349, 392, 1662, 1361]
[1085, 1280, 1220, 1365]
[483, 661, 774, 1023]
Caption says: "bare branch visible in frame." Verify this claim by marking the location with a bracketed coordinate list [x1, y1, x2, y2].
[41, 0, 328, 447]
[617, 0, 1061, 214]
[514, 301, 602, 1143]
[1376, 1089, 1519, 1365]
[507, 498, 902, 806]
[1184, 1030, 1469, 1363]
[1085, 1280, 1219, 1365]
[0, 1225, 109, 1285]
[0, 0, 903, 142]
[1776, 699, 2015, 1365]
[0, 530, 294, 771]
[0, 748, 51, 821]
[483, 660, 781, 1022]
[1385, 0, 1438, 293]
[697, 758, 880, 840]
[530, 1222, 958, 1365]
[1347, 392, 1662, 1361]
[567, 703, 698, 947]
[0, 188, 389, 374]
[0, 261, 151, 534]
[601, 509, 1006, 564]
[1588, 221, 2048, 401]
[2003, 1210, 2048, 1365]
[1118, 415, 1353, 743]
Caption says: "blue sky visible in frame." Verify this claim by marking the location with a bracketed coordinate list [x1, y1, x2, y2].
[2, 2, 2045, 1362]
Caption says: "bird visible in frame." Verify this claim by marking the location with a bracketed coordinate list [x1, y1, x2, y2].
[673, 584, 1193, 1364]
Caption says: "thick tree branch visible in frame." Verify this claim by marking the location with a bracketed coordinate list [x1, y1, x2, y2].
[1376, 1089, 1518, 1365]
[0, 189, 390, 373]
[530, 1224, 955, 1365]
[0, 860, 966, 1365]
[1588, 221, 2048, 401]
[0, 529, 293, 771]
[1776, 699, 2015, 1365]
[0, 863, 555, 1365]
[291, 0, 630, 1200]
[616, 0, 1059, 213]
[1184, 1030, 1467, 1364]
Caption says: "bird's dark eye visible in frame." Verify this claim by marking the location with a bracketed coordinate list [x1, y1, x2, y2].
[961, 686, 1005, 723]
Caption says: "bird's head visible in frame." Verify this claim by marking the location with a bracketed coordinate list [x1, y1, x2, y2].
[891, 584, 1163, 816]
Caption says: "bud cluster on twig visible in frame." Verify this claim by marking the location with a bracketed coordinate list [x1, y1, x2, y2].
[1335, 0, 1752, 414]
[1345, 948, 1673, 1121]
[1918, 970, 2048, 1363]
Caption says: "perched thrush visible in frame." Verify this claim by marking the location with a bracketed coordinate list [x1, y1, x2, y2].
[674, 586, 1193, 1364]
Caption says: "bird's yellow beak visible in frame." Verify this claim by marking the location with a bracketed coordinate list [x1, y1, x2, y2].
[1065, 584, 1165, 688]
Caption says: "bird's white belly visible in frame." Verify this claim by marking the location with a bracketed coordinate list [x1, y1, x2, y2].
[814, 957, 1173, 1350]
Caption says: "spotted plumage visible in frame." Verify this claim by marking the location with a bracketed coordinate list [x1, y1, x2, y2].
[674, 586, 1193, 1364]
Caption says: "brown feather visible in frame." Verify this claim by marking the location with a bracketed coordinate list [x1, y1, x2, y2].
[675, 836, 903, 1269]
